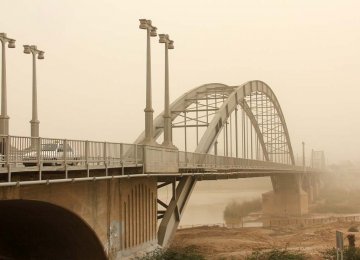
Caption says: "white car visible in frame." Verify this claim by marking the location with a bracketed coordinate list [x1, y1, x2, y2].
[23, 143, 79, 167]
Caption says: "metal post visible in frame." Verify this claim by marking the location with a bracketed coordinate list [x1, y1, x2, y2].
[63, 139, 68, 178]
[214, 91, 218, 157]
[31, 52, 39, 138]
[242, 107, 245, 158]
[196, 96, 199, 145]
[38, 137, 42, 180]
[85, 140, 89, 177]
[229, 114, 232, 157]
[0, 40, 7, 136]
[245, 109, 248, 159]
[135, 144, 138, 167]
[104, 142, 108, 176]
[311, 149, 314, 168]
[184, 111, 187, 154]
[139, 19, 157, 145]
[37, 137, 41, 167]
[224, 122, 227, 156]
[0, 33, 15, 136]
[235, 107, 238, 158]
[145, 27, 153, 143]
[6, 135, 10, 181]
[120, 143, 124, 175]
[302, 141, 305, 170]
[250, 91, 253, 159]
[255, 89, 259, 160]
[31, 52, 39, 137]
[159, 34, 174, 147]
[206, 95, 209, 126]
[223, 93, 227, 156]
[23, 45, 44, 139]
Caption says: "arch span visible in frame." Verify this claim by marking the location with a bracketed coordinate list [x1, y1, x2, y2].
[136, 81, 294, 165]
[0, 200, 107, 260]
[195, 81, 295, 164]
[137, 81, 296, 247]
[135, 83, 233, 144]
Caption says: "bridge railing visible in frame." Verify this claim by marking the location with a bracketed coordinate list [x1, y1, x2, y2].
[0, 135, 143, 168]
[0, 134, 310, 178]
[178, 151, 299, 171]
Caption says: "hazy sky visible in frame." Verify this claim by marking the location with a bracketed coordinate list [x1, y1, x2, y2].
[1, 0, 360, 163]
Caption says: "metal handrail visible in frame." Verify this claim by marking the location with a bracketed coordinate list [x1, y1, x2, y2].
[0, 135, 319, 185]
[0, 135, 144, 182]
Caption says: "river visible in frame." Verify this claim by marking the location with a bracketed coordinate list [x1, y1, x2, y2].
[158, 177, 272, 226]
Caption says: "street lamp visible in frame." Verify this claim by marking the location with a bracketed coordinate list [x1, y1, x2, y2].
[0, 33, 15, 136]
[159, 34, 174, 147]
[23, 45, 45, 138]
[302, 141, 306, 170]
[139, 19, 157, 145]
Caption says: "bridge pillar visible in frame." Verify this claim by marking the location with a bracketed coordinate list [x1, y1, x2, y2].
[311, 175, 321, 201]
[302, 174, 321, 203]
[302, 174, 314, 203]
[262, 174, 308, 217]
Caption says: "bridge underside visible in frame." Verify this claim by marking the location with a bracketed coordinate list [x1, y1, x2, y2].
[0, 200, 107, 260]
[0, 173, 159, 260]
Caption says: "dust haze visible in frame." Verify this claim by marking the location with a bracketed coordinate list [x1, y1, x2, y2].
[0, 1, 360, 164]
[2, 0, 360, 235]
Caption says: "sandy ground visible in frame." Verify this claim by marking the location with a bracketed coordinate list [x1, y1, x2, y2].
[170, 221, 360, 259]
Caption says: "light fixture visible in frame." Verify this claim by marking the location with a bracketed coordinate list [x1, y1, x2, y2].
[8, 39, 15, 48]
[23, 45, 31, 54]
[38, 51, 45, 59]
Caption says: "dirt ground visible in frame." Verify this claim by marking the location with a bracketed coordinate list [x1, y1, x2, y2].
[170, 221, 360, 259]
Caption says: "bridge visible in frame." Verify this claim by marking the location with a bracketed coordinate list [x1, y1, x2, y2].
[0, 80, 323, 259]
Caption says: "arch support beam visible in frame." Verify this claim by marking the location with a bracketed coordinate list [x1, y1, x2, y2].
[158, 176, 196, 246]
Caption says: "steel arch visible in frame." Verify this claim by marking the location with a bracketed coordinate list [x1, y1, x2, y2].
[195, 80, 295, 164]
[134, 83, 233, 144]
[135, 81, 294, 164]
[135, 81, 295, 247]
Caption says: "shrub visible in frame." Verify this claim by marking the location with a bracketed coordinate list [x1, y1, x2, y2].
[137, 246, 205, 260]
[348, 226, 359, 232]
[246, 248, 309, 260]
[223, 199, 261, 226]
[322, 246, 360, 259]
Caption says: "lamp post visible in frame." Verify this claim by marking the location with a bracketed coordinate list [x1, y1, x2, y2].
[139, 19, 157, 145]
[0, 33, 15, 136]
[302, 141, 305, 170]
[159, 34, 174, 147]
[23, 45, 44, 138]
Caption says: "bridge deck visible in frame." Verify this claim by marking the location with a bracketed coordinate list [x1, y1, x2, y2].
[0, 135, 317, 187]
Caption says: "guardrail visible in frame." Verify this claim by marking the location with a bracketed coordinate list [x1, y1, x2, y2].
[0, 135, 313, 185]
[178, 151, 303, 171]
[0, 135, 143, 169]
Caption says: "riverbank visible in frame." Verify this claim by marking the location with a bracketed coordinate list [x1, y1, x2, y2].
[170, 221, 360, 259]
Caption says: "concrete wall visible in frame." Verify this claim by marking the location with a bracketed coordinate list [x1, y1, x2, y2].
[0, 176, 158, 259]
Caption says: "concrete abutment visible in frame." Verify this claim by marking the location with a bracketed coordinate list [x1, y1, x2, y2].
[0, 175, 158, 260]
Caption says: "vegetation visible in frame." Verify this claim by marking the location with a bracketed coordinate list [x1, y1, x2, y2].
[245, 248, 309, 260]
[322, 247, 360, 260]
[136, 246, 205, 260]
[312, 188, 360, 214]
[223, 198, 261, 226]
